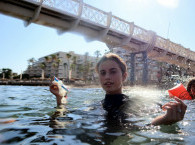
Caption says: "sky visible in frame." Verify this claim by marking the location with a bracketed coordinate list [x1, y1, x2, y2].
[0, 0, 195, 74]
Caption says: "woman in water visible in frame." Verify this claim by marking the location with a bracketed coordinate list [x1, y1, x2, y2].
[50, 53, 187, 126]
[187, 77, 195, 99]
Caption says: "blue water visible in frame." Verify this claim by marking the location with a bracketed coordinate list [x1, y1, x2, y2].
[0, 85, 195, 145]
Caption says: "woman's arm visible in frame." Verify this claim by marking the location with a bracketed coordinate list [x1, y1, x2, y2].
[151, 97, 187, 125]
[50, 81, 67, 106]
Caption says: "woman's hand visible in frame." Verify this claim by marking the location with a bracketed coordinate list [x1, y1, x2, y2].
[49, 77, 67, 106]
[152, 97, 187, 125]
[162, 97, 187, 124]
[50, 82, 62, 98]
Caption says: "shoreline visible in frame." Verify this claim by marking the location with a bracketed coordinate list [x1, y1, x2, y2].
[0, 80, 162, 89]
[0, 79, 102, 88]
[0, 80, 50, 86]
[0, 79, 180, 89]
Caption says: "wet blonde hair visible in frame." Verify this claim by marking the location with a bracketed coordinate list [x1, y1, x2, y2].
[95, 53, 127, 75]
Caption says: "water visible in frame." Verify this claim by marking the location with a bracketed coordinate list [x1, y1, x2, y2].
[0, 85, 195, 145]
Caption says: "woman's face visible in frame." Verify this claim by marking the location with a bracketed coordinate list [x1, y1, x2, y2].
[98, 60, 127, 94]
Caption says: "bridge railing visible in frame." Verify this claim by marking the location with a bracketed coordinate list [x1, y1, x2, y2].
[26, 0, 194, 61]
[110, 15, 130, 35]
[41, 0, 80, 16]
[155, 36, 169, 51]
[82, 3, 108, 27]
[133, 25, 151, 43]
[155, 35, 194, 60]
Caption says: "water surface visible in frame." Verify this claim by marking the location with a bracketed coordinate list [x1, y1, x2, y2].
[0, 85, 194, 145]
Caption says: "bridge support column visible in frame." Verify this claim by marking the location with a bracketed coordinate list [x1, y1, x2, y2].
[130, 53, 136, 86]
[142, 51, 148, 85]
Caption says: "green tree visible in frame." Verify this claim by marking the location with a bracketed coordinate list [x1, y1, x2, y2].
[56, 58, 61, 65]
[40, 62, 46, 79]
[94, 50, 101, 60]
[66, 53, 72, 80]
[27, 57, 36, 77]
[77, 64, 84, 80]
[83, 52, 90, 83]
[52, 62, 58, 77]
[50, 54, 61, 77]
[44, 56, 51, 62]
[28, 57, 36, 66]
[70, 56, 77, 78]
[51, 54, 57, 61]
[0, 68, 12, 79]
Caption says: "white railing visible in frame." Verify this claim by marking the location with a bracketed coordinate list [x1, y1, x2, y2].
[155, 36, 169, 51]
[110, 16, 130, 35]
[133, 26, 151, 43]
[26, 0, 194, 61]
[81, 3, 107, 26]
[43, 0, 80, 15]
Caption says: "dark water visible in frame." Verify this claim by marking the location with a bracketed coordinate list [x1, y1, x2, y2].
[0, 85, 195, 145]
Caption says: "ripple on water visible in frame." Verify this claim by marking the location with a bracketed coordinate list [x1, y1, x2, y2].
[0, 86, 195, 144]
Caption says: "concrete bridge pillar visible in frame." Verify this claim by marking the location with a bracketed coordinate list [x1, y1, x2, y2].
[142, 51, 148, 85]
[130, 53, 136, 85]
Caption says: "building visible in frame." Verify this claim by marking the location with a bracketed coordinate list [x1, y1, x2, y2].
[25, 51, 99, 81]
[112, 48, 167, 84]
[25, 49, 194, 85]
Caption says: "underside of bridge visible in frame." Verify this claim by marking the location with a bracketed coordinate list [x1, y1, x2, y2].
[0, 0, 194, 85]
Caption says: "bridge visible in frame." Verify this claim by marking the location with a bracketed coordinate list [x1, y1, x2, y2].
[1, 0, 195, 84]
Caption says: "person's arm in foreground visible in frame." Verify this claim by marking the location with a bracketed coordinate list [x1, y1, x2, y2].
[50, 81, 67, 107]
[151, 97, 187, 125]
[49, 80, 68, 124]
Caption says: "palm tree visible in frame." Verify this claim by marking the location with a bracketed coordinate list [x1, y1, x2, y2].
[70, 56, 77, 78]
[50, 54, 61, 77]
[51, 54, 57, 61]
[77, 64, 84, 80]
[89, 61, 95, 82]
[56, 58, 61, 65]
[52, 62, 58, 77]
[66, 53, 72, 80]
[28, 57, 36, 66]
[40, 62, 46, 79]
[83, 52, 90, 83]
[43, 56, 51, 77]
[63, 63, 68, 79]
[44, 56, 50, 62]
[94, 50, 101, 61]
[27, 58, 36, 78]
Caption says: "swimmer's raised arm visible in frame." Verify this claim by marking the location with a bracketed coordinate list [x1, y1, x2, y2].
[50, 77, 67, 106]
[151, 97, 187, 125]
